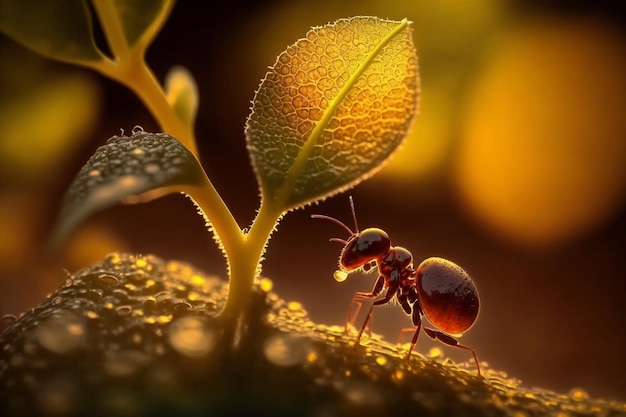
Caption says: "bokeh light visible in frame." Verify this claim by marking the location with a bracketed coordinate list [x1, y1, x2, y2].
[454, 16, 626, 248]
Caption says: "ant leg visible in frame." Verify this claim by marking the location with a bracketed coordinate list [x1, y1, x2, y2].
[354, 278, 400, 347]
[399, 307, 423, 358]
[344, 298, 364, 331]
[397, 293, 411, 315]
[404, 319, 422, 359]
[423, 328, 481, 376]
[355, 304, 374, 344]
[397, 328, 414, 345]
[344, 276, 385, 332]
[355, 284, 398, 341]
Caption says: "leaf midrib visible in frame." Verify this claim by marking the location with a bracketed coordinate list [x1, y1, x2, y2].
[274, 18, 409, 207]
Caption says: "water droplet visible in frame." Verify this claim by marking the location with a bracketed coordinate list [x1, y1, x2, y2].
[155, 291, 172, 303]
[1, 314, 17, 324]
[124, 271, 145, 285]
[143, 297, 157, 311]
[375, 355, 387, 366]
[135, 258, 148, 268]
[36, 311, 87, 354]
[98, 273, 119, 285]
[116, 305, 133, 316]
[168, 316, 216, 357]
[144, 163, 160, 174]
[263, 333, 311, 366]
[334, 270, 348, 282]
[569, 387, 589, 401]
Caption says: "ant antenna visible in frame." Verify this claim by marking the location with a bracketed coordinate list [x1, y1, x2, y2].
[348, 195, 359, 233]
[310, 195, 361, 238]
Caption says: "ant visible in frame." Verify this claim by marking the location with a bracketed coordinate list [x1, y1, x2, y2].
[311, 196, 482, 376]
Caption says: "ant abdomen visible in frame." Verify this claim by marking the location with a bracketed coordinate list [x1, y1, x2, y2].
[415, 257, 479, 336]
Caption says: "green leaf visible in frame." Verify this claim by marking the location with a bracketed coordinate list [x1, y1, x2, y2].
[246, 16, 420, 210]
[51, 128, 208, 247]
[108, 0, 174, 52]
[0, 0, 103, 62]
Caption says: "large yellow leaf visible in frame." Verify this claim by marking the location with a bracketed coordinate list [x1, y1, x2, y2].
[246, 16, 420, 210]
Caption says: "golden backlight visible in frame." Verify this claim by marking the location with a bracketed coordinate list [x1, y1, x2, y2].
[454, 17, 626, 247]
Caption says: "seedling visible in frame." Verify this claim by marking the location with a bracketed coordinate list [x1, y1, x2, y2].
[0, 2, 419, 345]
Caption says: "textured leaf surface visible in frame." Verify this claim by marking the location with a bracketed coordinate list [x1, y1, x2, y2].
[52, 129, 207, 246]
[0, 0, 102, 62]
[246, 16, 419, 209]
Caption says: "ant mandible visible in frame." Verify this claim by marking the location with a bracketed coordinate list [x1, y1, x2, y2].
[311, 196, 482, 376]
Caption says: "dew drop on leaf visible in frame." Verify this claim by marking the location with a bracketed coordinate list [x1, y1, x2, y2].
[51, 130, 207, 247]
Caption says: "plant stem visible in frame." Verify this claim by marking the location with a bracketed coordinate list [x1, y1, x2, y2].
[89, 0, 287, 347]
[89, 0, 198, 157]
[217, 200, 284, 343]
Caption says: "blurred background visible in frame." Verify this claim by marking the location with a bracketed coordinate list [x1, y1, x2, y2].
[1, 0, 625, 403]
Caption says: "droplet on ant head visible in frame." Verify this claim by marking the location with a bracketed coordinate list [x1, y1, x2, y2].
[334, 270, 348, 282]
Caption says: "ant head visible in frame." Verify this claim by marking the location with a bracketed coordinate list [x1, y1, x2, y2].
[312, 197, 392, 271]
[340, 227, 391, 271]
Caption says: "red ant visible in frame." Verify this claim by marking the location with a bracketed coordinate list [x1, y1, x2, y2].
[311, 197, 482, 376]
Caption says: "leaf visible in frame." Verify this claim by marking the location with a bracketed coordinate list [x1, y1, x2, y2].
[246, 16, 420, 210]
[0, 0, 103, 62]
[0, 0, 174, 63]
[106, 0, 174, 52]
[165, 65, 199, 128]
[51, 128, 208, 247]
